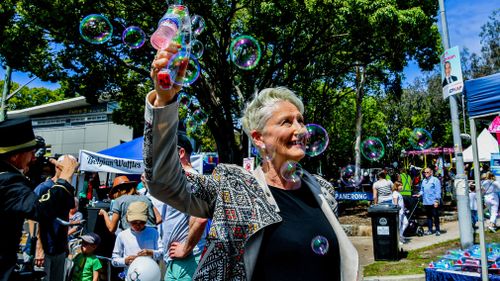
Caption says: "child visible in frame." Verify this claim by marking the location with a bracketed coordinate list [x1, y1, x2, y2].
[112, 201, 163, 270]
[392, 181, 409, 244]
[469, 184, 478, 229]
[71, 233, 102, 281]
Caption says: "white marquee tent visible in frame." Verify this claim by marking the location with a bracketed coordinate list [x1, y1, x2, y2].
[461, 128, 499, 162]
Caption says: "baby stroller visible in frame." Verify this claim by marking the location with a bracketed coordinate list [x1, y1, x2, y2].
[403, 196, 425, 237]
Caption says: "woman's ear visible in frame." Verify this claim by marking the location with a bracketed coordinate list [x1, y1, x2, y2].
[251, 130, 263, 148]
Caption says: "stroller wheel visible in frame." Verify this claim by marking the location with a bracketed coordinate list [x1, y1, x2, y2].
[416, 227, 424, 237]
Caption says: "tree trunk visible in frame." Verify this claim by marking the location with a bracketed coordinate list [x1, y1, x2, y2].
[354, 65, 366, 185]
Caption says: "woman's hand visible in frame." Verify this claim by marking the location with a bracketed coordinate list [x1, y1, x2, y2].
[98, 209, 107, 216]
[150, 44, 188, 107]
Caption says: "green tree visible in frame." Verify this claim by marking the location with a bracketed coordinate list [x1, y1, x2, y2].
[0, 0, 441, 165]
[0, 80, 65, 111]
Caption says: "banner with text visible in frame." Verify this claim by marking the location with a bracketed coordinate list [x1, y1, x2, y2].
[79, 149, 144, 174]
[335, 192, 373, 201]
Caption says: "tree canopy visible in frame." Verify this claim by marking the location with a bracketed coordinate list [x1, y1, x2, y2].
[0, 0, 442, 168]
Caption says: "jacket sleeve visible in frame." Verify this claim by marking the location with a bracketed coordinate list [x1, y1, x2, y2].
[2, 175, 74, 221]
[143, 92, 215, 218]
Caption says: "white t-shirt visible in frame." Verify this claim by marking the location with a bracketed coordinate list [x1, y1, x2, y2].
[392, 191, 405, 215]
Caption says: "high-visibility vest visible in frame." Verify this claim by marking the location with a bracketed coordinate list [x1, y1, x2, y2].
[400, 173, 412, 196]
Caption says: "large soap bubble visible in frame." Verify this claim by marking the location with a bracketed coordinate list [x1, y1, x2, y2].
[122, 26, 146, 49]
[79, 14, 113, 44]
[126, 257, 161, 281]
[409, 128, 432, 150]
[361, 137, 385, 162]
[305, 124, 329, 157]
[230, 35, 261, 70]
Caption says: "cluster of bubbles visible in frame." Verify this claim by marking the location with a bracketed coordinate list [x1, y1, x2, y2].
[409, 128, 432, 150]
[361, 137, 385, 162]
[178, 92, 208, 133]
[311, 235, 330, 255]
[79, 8, 207, 90]
[79, 14, 147, 49]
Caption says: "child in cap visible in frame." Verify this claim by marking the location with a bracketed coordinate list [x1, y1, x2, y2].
[111, 201, 163, 269]
[71, 233, 102, 281]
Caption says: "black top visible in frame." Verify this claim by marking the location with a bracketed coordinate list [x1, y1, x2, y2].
[0, 161, 74, 280]
[251, 184, 341, 281]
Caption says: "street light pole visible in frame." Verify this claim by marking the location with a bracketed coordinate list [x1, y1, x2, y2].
[438, 0, 474, 249]
[1, 65, 12, 122]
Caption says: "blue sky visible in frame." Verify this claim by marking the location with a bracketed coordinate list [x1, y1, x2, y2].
[0, 0, 498, 90]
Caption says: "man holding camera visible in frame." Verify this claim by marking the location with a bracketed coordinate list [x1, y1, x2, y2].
[0, 118, 78, 281]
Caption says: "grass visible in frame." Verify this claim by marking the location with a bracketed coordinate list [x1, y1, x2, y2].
[363, 230, 500, 276]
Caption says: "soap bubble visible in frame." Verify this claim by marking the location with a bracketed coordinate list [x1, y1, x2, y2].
[192, 108, 208, 125]
[122, 26, 146, 49]
[311, 235, 329, 255]
[191, 15, 206, 37]
[340, 165, 362, 188]
[184, 117, 198, 133]
[256, 144, 276, 164]
[280, 161, 303, 184]
[409, 128, 432, 150]
[361, 137, 385, 162]
[305, 124, 329, 157]
[177, 91, 191, 110]
[79, 14, 113, 44]
[191, 39, 204, 59]
[230, 35, 261, 70]
[163, 52, 201, 89]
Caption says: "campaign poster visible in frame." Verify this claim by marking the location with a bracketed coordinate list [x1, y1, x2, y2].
[441, 46, 464, 99]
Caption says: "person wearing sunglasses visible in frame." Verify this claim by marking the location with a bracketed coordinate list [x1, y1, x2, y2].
[414, 168, 442, 236]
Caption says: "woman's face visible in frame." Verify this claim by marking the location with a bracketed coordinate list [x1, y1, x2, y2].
[258, 101, 306, 165]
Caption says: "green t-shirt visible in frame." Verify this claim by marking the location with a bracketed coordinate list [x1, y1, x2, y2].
[71, 253, 102, 281]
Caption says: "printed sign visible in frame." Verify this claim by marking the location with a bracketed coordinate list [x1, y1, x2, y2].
[334, 192, 373, 201]
[243, 157, 255, 172]
[79, 149, 144, 174]
[377, 226, 390, 235]
[491, 153, 500, 178]
[441, 46, 464, 99]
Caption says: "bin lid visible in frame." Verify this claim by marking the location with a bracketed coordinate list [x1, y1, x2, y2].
[367, 204, 400, 214]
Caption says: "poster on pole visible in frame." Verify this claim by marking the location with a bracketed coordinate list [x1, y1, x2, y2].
[441, 46, 464, 99]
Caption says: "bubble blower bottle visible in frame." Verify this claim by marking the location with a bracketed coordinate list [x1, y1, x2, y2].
[152, 4, 193, 90]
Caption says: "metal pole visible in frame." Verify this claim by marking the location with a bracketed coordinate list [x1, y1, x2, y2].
[1, 65, 12, 122]
[469, 119, 489, 280]
[438, 0, 474, 248]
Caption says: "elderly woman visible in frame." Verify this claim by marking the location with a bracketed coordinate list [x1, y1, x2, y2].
[144, 47, 359, 281]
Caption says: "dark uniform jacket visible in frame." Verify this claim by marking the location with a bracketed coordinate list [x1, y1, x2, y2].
[0, 160, 74, 281]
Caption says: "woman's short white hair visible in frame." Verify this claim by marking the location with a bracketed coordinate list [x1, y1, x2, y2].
[241, 87, 304, 139]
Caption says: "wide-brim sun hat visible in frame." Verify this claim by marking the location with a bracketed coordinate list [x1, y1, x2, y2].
[108, 175, 137, 197]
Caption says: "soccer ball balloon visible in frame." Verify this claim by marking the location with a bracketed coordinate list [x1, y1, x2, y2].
[126, 257, 161, 281]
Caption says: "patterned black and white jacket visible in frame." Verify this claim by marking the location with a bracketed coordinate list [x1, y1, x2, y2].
[143, 92, 359, 281]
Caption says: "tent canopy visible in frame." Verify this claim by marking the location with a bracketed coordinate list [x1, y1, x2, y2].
[98, 137, 143, 160]
[79, 137, 144, 174]
[461, 128, 499, 162]
[465, 72, 500, 118]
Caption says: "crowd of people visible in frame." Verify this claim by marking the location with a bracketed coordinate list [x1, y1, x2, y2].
[1, 43, 498, 281]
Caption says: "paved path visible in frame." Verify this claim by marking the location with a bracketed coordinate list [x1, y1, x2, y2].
[349, 220, 461, 280]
